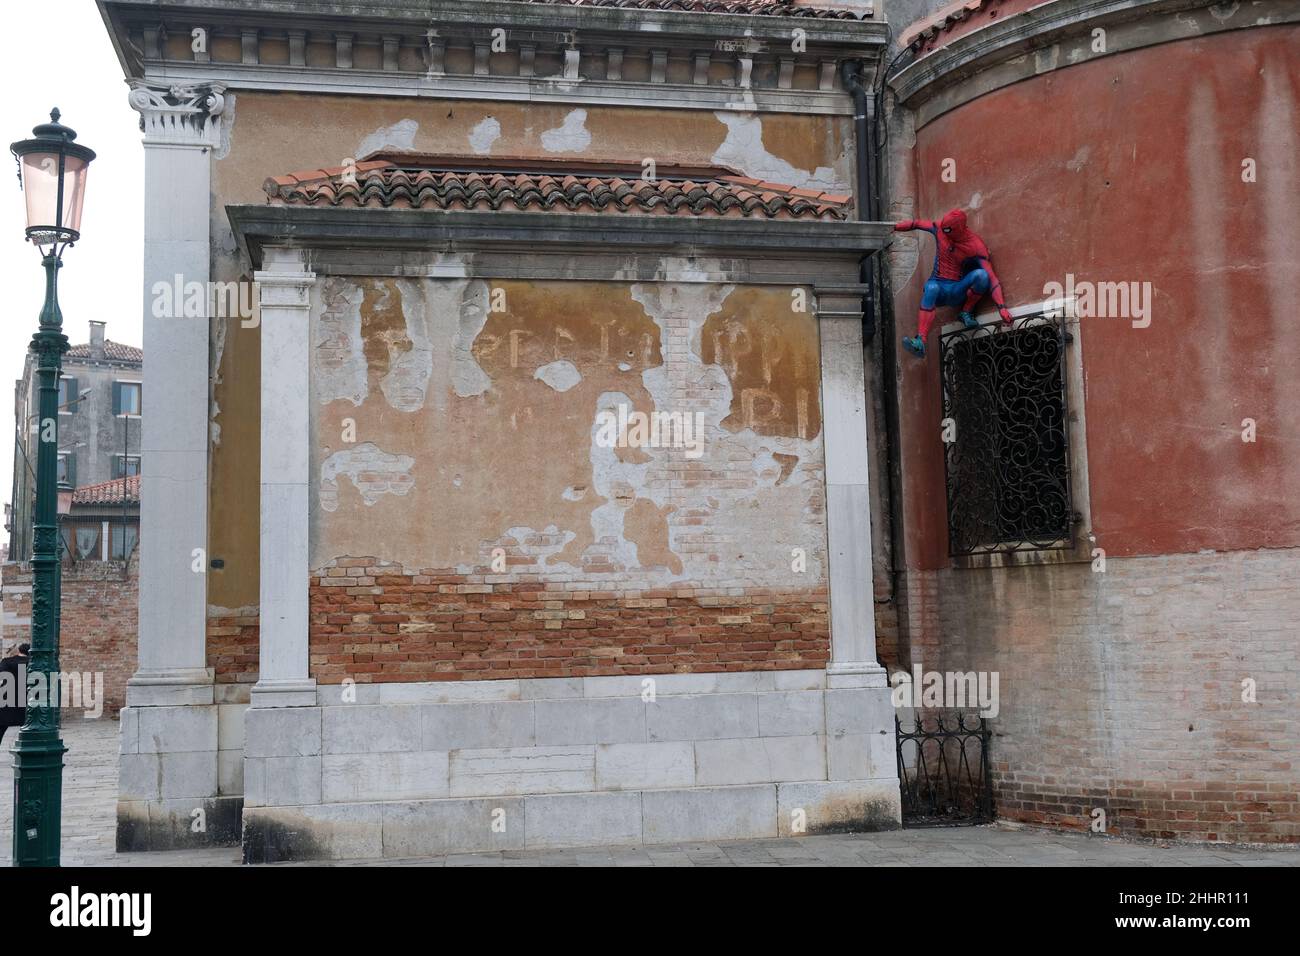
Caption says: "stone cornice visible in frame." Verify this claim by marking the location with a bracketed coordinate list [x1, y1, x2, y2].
[100, 0, 886, 47]
[890, 0, 1300, 123]
[227, 204, 891, 280]
[99, 0, 887, 114]
[228, 203, 892, 257]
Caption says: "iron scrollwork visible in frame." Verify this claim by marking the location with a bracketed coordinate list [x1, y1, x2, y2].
[897, 712, 994, 826]
[939, 313, 1073, 556]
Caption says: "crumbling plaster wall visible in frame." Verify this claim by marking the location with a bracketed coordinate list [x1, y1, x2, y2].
[206, 92, 854, 620]
[214, 93, 854, 212]
[310, 276, 827, 590]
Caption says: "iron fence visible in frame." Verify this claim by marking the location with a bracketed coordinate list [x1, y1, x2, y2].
[897, 711, 994, 826]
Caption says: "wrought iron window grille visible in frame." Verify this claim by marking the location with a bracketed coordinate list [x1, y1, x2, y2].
[939, 312, 1075, 556]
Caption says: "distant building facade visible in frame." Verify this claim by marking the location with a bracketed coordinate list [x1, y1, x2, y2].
[2, 323, 142, 715]
[60, 474, 141, 564]
[8, 320, 142, 562]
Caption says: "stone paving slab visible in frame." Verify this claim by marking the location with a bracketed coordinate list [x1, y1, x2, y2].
[2, 718, 1296, 868]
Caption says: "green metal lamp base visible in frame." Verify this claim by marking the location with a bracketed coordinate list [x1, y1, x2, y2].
[11, 729, 67, 866]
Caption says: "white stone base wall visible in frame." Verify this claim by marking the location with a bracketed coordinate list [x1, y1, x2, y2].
[240, 669, 900, 861]
[115, 684, 251, 850]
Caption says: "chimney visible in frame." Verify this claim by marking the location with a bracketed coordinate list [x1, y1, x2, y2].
[89, 320, 106, 359]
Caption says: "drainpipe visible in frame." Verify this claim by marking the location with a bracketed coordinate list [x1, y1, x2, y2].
[841, 59, 877, 338]
[842, 57, 901, 607]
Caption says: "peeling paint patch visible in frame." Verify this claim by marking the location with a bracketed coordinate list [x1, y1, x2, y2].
[319, 443, 415, 511]
[358, 119, 418, 158]
[214, 91, 235, 161]
[535, 360, 582, 392]
[315, 279, 368, 406]
[1066, 146, 1091, 173]
[209, 316, 229, 447]
[452, 281, 492, 397]
[541, 109, 592, 153]
[373, 280, 433, 413]
[711, 113, 845, 191]
[1208, 2, 1240, 23]
[625, 498, 682, 574]
[499, 525, 578, 567]
[469, 116, 501, 155]
[1034, 45, 1061, 74]
[650, 256, 732, 284]
[700, 288, 822, 441]
[754, 449, 802, 487]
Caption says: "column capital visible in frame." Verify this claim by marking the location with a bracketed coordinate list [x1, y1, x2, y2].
[814, 285, 869, 319]
[127, 80, 228, 148]
[255, 248, 316, 313]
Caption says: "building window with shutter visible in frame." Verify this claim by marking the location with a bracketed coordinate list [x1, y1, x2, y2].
[110, 524, 139, 560]
[58, 376, 79, 415]
[57, 452, 77, 488]
[113, 380, 142, 417]
[113, 454, 142, 478]
[61, 524, 101, 562]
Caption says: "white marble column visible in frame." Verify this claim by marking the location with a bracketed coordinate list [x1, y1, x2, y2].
[817, 291, 887, 689]
[251, 247, 317, 708]
[126, 82, 226, 706]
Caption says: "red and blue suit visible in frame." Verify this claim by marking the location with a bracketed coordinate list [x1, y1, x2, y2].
[895, 208, 1012, 357]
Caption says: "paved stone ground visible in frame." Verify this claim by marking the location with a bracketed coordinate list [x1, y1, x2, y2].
[2, 718, 1296, 867]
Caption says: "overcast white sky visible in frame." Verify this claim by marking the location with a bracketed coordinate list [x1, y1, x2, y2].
[0, 0, 142, 524]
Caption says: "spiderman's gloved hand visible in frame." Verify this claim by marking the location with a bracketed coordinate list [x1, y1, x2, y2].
[998, 307, 1013, 326]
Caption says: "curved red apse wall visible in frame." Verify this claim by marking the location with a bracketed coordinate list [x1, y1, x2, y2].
[896, 26, 1300, 565]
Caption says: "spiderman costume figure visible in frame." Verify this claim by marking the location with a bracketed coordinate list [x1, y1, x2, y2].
[894, 209, 1012, 358]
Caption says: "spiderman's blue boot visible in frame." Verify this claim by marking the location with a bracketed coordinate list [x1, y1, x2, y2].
[902, 335, 925, 358]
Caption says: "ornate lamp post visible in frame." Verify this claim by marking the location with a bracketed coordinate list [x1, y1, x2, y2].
[9, 109, 94, 867]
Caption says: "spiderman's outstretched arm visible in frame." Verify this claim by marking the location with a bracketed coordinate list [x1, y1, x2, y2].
[894, 219, 937, 233]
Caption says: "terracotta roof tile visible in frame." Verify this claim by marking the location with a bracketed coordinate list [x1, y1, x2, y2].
[65, 340, 142, 363]
[71, 475, 140, 506]
[508, 0, 870, 19]
[263, 156, 852, 221]
[903, 0, 1006, 53]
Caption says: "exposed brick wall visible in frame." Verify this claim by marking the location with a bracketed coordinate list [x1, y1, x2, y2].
[890, 568, 939, 673]
[309, 558, 829, 682]
[1, 558, 138, 717]
[0, 564, 33, 647]
[903, 549, 1300, 844]
[207, 609, 260, 685]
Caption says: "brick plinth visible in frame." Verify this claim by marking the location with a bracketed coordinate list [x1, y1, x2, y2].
[207, 609, 260, 685]
[308, 559, 830, 682]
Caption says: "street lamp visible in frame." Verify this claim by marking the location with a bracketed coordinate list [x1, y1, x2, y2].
[9, 109, 94, 867]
